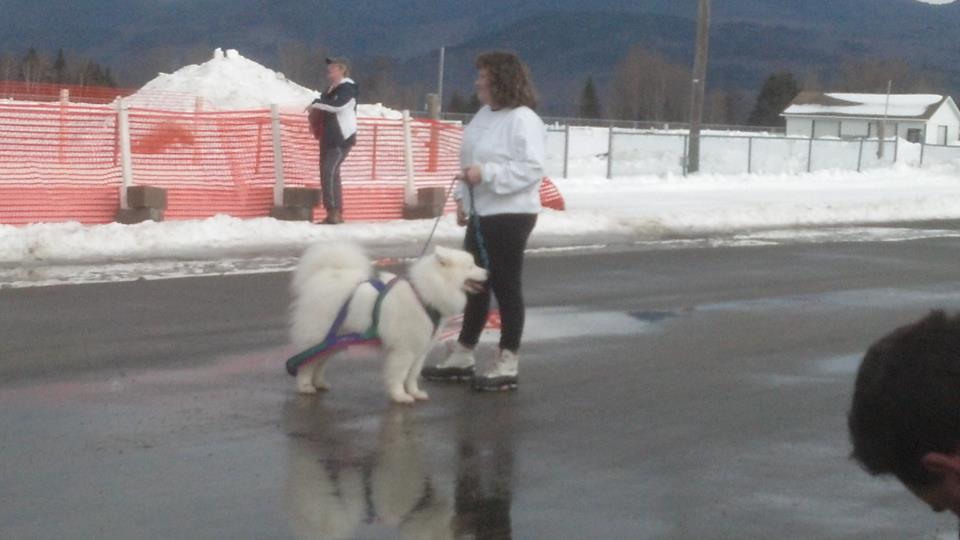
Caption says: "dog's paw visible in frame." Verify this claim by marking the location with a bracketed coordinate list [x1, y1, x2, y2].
[296, 382, 318, 395]
[390, 391, 416, 404]
[409, 389, 430, 401]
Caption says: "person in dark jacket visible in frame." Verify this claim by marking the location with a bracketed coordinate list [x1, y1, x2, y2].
[309, 57, 358, 224]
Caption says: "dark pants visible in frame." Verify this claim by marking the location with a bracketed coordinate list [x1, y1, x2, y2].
[458, 213, 537, 353]
[320, 145, 350, 210]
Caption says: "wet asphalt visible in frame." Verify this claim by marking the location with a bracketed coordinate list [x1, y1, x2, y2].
[3, 237, 960, 539]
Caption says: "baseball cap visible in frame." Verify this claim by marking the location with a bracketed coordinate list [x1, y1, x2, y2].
[325, 56, 351, 71]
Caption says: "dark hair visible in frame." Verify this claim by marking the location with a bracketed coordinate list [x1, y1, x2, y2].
[475, 51, 538, 110]
[848, 310, 960, 487]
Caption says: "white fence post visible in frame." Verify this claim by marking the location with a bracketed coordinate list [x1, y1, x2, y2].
[117, 98, 134, 209]
[606, 124, 614, 179]
[747, 137, 753, 174]
[402, 110, 417, 206]
[270, 104, 285, 207]
[58, 89, 69, 165]
[563, 124, 570, 178]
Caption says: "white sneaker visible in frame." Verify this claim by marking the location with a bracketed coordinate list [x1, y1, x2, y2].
[472, 349, 519, 392]
[421, 341, 476, 382]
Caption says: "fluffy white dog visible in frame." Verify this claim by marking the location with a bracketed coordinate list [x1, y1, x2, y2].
[289, 243, 487, 404]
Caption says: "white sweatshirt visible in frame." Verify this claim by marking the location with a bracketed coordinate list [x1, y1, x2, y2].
[455, 105, 546, 216]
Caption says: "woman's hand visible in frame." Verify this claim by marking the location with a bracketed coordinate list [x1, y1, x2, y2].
[456, 200, 468, 227]
[463, 166, 482, 186]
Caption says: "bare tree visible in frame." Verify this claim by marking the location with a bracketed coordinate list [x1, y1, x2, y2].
[611, 47, 689, 122]
[0, 53, 17, 81]
[277, 41, 328, 90]
[836, 58, 943, 94]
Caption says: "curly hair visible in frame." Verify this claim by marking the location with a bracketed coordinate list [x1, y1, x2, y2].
[475, 52, 538, 110]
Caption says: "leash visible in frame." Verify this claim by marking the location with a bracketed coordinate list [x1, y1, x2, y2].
[466, 183, 490, 269]
[418, 175, 459, 260]
[417, 175, 490, 271]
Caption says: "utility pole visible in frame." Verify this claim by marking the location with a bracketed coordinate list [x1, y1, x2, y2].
[687, 0, 711, 174]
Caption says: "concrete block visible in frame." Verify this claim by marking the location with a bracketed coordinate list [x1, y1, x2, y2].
[282, 187, 321, 208]
[417, 187, 447, 213]
[403, 203, 441, 220]
[126, 185, 167, 209]
[116, 207, 164, 224]
[270, 206, 314, 222]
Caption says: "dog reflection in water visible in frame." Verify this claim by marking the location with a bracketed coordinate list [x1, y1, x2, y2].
[285, 406, 454, 540]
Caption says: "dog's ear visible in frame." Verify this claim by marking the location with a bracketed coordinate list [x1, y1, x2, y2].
[434, 246, 452, 267]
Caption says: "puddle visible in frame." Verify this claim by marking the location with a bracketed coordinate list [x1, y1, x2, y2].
[815, 354, 861, 376]
[522, 307, 660, 342]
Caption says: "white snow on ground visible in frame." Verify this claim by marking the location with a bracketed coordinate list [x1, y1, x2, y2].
[5, 164, 960, 278]
[125, 48, 402, 118]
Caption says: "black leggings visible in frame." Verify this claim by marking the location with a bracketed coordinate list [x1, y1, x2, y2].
[458, 213, 537, 353]
[320, 145, 350, 210]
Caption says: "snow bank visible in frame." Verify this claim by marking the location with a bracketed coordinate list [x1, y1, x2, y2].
[5, 165, 960, 268]
[126, 48, 402, 118]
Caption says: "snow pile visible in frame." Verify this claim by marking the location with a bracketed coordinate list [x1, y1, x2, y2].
[6, 165, 960, 269]
[128, 48, 316, 110]
[126, 48, 403, 118]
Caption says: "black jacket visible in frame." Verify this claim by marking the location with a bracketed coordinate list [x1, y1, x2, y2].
[310, 78, 358, 148]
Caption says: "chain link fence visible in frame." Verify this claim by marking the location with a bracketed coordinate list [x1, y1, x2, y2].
[545, 125, 960, 179]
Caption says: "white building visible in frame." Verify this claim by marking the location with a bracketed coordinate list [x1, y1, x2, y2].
[782, 92, 960, 145]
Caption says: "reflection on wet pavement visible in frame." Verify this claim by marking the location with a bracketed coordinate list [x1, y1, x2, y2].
[282, 398, 516, 540]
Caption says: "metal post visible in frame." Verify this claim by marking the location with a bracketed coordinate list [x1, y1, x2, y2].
[686, 0, 711, 174]
[563, 124, 570, 178]
[857, 137, 864, 172]
[878, 80, 892, 159]
[402, 110, 417, 205]
[606, 124, 614, 179]
[682, 134, 689, 176]
[807, 120, 816, 173]
[920, 139, 926, 168]
[117, 98, 134, 210]
[270, 104, 285, 207]
[893, 122, 899, 163]
[747, 137, 753, 174]
[437, 46, 445, 114]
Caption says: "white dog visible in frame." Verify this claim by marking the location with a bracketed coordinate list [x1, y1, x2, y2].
[289, 243, 487, 404]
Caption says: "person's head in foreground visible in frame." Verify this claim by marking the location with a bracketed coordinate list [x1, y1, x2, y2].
[849, 310, 960, 519]
[473, 51, 537, 110]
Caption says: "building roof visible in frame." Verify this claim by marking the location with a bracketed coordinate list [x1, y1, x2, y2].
[782, 92, 949, 120]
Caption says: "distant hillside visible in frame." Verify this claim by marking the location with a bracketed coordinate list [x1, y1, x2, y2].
[1, 0, 959, 115]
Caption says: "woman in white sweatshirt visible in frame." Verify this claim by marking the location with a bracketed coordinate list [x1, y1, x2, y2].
[422, 52, 546, 392]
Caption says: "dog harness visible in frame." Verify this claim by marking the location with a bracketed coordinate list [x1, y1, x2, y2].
[285, 276, 444, 376]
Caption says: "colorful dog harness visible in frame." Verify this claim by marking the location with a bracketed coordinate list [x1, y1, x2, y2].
[285, 276, 444, 376]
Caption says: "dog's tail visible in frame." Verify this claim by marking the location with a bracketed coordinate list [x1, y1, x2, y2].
[290, 243, 373, 348]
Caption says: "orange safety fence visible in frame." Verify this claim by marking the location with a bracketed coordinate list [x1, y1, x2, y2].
[0, 99, 564, 225]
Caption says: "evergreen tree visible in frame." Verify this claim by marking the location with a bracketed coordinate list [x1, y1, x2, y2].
[578, 76, 602, 118]
[447, 91, 467, 113]
[466, 93, 481, 113]
[53, 48, 67, 83]
[747, 71, 800, 127]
